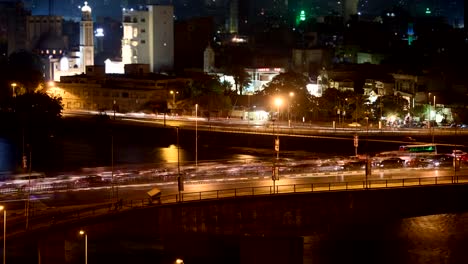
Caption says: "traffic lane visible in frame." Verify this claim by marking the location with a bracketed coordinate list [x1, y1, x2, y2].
[9, 167, 467, 211]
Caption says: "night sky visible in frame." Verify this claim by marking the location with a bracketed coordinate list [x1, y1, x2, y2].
[11, 0, 464, 26]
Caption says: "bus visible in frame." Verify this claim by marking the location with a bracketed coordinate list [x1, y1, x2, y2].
[399, 144, 437, 154]
[373, 144, 438, 166]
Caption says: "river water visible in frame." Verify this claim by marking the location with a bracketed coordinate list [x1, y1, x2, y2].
[303, 213, 468, 264]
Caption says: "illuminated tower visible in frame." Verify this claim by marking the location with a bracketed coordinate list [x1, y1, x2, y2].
[229, 0, 239, 33]
[343, 0, 358, 21]
[79, 1, 94, 70]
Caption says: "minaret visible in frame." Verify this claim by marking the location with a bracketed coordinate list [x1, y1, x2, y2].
[203, 44, 215, 73]
[80, 1, 94, 72]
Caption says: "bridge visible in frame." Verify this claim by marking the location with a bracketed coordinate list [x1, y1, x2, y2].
[4, 175, 468, 263]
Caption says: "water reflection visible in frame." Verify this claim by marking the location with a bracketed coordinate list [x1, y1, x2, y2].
[303, 213, 468, 264]
[0, 138, 13, 173]
[157, 144, 188, 164]
[399, 214, 464, 264]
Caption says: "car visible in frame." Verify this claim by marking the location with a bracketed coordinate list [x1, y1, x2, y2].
[403, 136, 416, 142]
[75, 175, 106, 188]
[379, 158, 405, 168]
[343, 160, 367, 171]
[348, 122, 362, 127]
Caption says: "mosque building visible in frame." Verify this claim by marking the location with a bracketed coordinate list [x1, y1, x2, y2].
[36, 1, 94, 81]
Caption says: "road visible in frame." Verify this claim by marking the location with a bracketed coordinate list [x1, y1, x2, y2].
[4, 164, 466, 211]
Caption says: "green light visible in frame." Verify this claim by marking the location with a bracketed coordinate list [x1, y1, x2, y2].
[296, 9, 307, 25]
[425, 8, 431, 15]
[300, 10, 306, 21]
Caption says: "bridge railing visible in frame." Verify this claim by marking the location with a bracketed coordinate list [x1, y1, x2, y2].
[166, 175, 468, 203]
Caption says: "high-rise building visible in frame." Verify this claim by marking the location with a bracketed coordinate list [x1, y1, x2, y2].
[121, 5, 174, 72]
[0, 1, 30, 57]
[229, 0, 239, 33]
[343, 0, 358, 22]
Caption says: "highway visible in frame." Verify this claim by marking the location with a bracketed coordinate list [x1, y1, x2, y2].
[2, 158, 467, 210]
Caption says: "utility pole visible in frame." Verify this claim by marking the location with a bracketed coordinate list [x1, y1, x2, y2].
[176, 127, 183, 201]
[25, 147, 32, 230]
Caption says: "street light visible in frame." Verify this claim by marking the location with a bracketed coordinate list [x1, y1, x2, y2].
[288, 92, 294, 127]
[10, 83, 17, 97]
[273, 98, 283, 194]
[195, 104, 198, 169]
[0, 205, 5, 264]
[176, 127, 183, 201]
[170, 90, 178, 105]
[273, 97, 283, 157]
[274, 97, 283, 121]
[79, 230, 87, 264]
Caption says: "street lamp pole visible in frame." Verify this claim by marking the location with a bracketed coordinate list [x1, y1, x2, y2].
[288, 92, 294, 127]
[274, 98, 283, 160]
[432, 95, 436, 145]
[111, 133, 115, 200]
[195, 104, 198, 169]
[176, 127, 183, 201]
[25, 147, 32, 230]
[10, 83, 17, 97]
[79, 230, 87, 264]
[0, 205, 5, 264]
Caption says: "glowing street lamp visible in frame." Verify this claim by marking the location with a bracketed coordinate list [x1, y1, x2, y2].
[170, 90, 178, 105]
[274, 97, 283, 120]
[0, 205, 5, 264]
[10, 83, 17, 97]
[79, 230, 87, 264]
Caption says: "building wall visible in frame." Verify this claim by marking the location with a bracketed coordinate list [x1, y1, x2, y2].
[148, 5, 174, 73]
[0, 2, 29, 56]
[48, 70, 191, 112]
[122, 10, 150, 65]
[26, 15, 63, 49]
[122, 6, 174, 73]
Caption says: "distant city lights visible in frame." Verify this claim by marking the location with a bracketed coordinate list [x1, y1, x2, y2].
[95, 28, 104, 37]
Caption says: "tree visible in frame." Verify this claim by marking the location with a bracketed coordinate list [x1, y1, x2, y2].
[178, 73, 232, 115]
[259, 72, 314, 119]
[371, 94, 409, 121]
[227, 66, 251, 95]
[7, 50, 44, 93]
[0, 91, 63, 171]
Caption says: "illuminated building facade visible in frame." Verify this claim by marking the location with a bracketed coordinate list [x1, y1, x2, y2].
[39, 1, 94, 81]
[46, 65, 191, 112]
[120, 5, 174, 73]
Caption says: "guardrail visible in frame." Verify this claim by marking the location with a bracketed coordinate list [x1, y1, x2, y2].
[162, 175, 468, 203]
